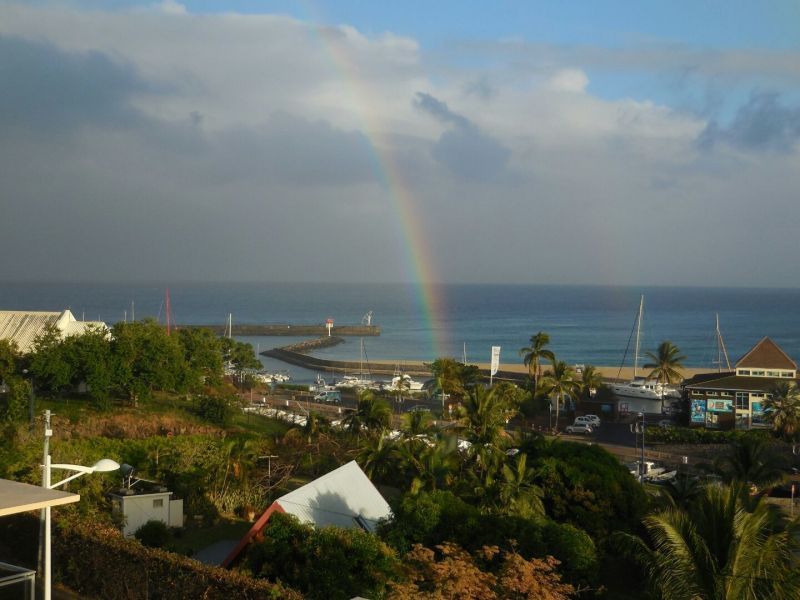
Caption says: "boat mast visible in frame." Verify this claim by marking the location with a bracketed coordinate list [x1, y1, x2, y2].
[715, 313, 731, 372]
[633, 295, 644, 379]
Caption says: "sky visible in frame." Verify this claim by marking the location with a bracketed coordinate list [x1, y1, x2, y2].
[1, 0, 799, 286]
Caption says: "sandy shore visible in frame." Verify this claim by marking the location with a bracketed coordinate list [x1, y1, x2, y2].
[367, 359, 713, 381]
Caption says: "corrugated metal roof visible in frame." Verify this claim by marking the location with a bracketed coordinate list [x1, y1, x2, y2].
[276, 461, 391, 532]
[0, 309, 107, 354]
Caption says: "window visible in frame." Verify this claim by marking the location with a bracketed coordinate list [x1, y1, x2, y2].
[153, 499, 163, 508]
[738, 369, 751, 376]
[781, 371, 794, 378]
[767, 371, 779, 377]
[753, 370, 765, 376]
[707, 391, 718, 396]
[735, 393, 749, 410]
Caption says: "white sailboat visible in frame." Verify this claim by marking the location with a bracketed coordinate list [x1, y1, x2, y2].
[611, 295, 679, 414]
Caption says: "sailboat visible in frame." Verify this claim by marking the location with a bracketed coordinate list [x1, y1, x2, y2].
[611, 295, 680, 414]
[335, 337, 376, 389]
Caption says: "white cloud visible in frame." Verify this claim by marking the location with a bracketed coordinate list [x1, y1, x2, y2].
[0, 2, 798, 286]
[545, 68, 589, 93]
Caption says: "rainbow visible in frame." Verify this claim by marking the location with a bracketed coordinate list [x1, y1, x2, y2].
[308, 19, 449, 359]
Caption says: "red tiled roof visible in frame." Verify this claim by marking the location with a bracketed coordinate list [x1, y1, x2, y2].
[735, 337, 797, 370]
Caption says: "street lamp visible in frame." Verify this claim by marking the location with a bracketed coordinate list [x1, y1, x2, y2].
[39, 411, 119, 600]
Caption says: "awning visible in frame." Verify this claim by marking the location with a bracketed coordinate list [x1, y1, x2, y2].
[0, 479, 79, 517]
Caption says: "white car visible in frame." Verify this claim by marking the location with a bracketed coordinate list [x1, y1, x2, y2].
[565, 424, 593, 435]
[582, 414, 602, 427]
[574, 416, 600, 428]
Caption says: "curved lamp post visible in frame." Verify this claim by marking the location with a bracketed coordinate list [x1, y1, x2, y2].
[40, 410, 119, 600]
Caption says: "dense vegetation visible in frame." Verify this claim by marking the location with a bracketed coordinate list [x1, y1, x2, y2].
[1, 326, 799, 599]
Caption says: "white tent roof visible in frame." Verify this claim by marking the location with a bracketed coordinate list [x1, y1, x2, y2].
[0, 479, 79, 517]
[0, 309, 106, 354]
[276, 461, 391, 532]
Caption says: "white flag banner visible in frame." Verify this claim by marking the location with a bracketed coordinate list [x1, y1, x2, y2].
[490, 346, 501, 376]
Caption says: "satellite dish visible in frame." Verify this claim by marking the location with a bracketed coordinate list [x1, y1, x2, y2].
[120, 463, 136, 478]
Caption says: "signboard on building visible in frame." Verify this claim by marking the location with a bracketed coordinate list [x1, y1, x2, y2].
[751, 401, 769, 427]
[691, 399, 706, 424]
[707, 399, 733, 413]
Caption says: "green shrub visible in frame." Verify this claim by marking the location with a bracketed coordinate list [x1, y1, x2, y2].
[195, 393, 232, 425]
[644, 426, 772, 445]
[54, 519, 299, 599]
[247, 512, 397, 600]
[134, 520, 171, 548]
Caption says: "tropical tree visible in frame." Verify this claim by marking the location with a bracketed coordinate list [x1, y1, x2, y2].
[711, 435, 788, 491]
[576, 365, 603, 401]
[764, 381, 800, 442]
[398, 436, 460, 494]
[495, 453, 545, 518]
[402, 409, 434, 438]
[0, 339, 20, 382]
[644, 341, 686, 410]
[614, 483, 800, 600]
[428, 358, 481, 401]
[519, 332, 555, 391]
[357, 431, 398, 481]
[538, 361, 578, 432]
[29, 325, 74, 396]
[342, 390, 392, 437]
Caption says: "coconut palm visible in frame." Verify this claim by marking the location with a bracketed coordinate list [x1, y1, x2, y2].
[712, 435, 788, 491]
[457, 384, 518, 447]
[538, 360, 579, 432]
[519, 332, 555, 391]
[764, 381, 800, 442]
[577, 364, 604, 402]
[398, 435, 459, 494]
[496, 453, 544, 518]
[614, 483, 800, 600]
[356, 431, 398, 481]
[644, 340, 686, 412]
[402, 409, 434, 438]
[342, 390, 392, 437]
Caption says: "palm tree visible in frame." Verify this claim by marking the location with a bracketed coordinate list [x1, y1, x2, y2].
[342, 390, 392, 437]
[457, 384, 518, 447]
[538, 360, 578, 432]
[764, 381, 800, 442]
[518, 332, 555, 391]
[614, 483, 800, 600]
[402, 409, 434, 438]
[644, 341, 686, 410]
[356, 431, 398, 481]
[712, 435, 788, 491]
[496, 453, 544, 518]
[577, 364, 603, 402]
[398, 435, 459, 494]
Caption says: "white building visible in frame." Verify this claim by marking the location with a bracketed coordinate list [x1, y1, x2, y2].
[109, 487, 184, 537]
[0, 309, 107, 354]
[223, 461, 392, 567]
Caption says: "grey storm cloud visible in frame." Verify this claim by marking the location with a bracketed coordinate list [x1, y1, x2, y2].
[414, 92, 510, 180]
[0, 35, 150, 133]
[698, 93, 800, 152]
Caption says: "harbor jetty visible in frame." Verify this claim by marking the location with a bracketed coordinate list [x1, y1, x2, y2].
[182, 323, 380, 336]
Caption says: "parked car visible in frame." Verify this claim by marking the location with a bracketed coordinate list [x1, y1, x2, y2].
[314, 390, 341, 403]
[564, 424, 593, 434]
[657, 419, 673, 429]
[575, 415, 601, 427]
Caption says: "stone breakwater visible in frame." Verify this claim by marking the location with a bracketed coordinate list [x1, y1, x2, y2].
[181, 323, 380, 336]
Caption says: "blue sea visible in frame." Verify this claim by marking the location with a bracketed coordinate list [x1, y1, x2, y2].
[2, 282, 799, 383]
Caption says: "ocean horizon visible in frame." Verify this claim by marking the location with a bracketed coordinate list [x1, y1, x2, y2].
[2, 281, 799, 383]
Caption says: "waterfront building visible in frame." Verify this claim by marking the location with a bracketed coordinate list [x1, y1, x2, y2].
[0, 309, 106, 354]
[683, 337, 797, 430]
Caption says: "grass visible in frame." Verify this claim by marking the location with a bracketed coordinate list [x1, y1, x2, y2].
[230, 411, 291, 437]
[167, 517, 252, 557]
